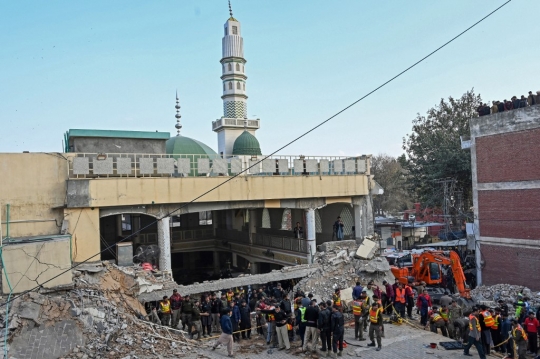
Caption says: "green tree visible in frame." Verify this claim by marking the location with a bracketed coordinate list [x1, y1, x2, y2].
[371, 153, 412, 216]
[401, 89, 480, 207]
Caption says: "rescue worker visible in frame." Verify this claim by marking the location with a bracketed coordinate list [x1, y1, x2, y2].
[182, 294, 194, 331]
[417, 289, 432, 326]
[190, 299, 202, 340]
[367, 302, 383, 351]
[440, 305, 450, 333]
[478, 305, 494, 355]
[159, 296, 171, 326]
[428, 306, 448, 337]
[405, 281, 415, 319]
[514, 294, 525, 323]
[332, 288, 342, 312]
[170, 289, 182, 329]
[511, 319, 528, 359]
[490, 308, 501, 351]
[297, 301, 307, 347]
[351, 295, 366, 341]
[463, 307, 486, 359]
[360, 291, 370, 332]
[317, 302, 332, 356]
[226, 288, 235, 304]
[331, 305, 345, 357]
[448, 300, 464, 340]
[394, 282, 406, 319]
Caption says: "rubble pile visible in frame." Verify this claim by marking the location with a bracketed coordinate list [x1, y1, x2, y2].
[293, 239, 394, 306]
[0, 262, 202, 359]
[471, 284, 540, 313]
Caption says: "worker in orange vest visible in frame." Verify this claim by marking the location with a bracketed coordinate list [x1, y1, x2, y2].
[511, 319, 528, 359]
[333, 288, 342, 312]
[404, 281, 415, 319]
[159, 295, 172, 326]
[463, 307, 486, 359]
[429, 306, 448, 337]
[393, 283, 406, 318]
[367, 302, 383, 351]
[351, 296, 366, 341]
[478, 305, 494, 356]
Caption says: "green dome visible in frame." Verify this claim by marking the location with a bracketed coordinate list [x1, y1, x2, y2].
[232, 131, 262, 156]
[166, 135, 217, 156]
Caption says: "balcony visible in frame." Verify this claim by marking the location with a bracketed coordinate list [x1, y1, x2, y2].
[68, 153, 369, 179]
[212, 118, 260, 131]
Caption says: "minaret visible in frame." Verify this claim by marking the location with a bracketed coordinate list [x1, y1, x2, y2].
[212, 1, 260, 157]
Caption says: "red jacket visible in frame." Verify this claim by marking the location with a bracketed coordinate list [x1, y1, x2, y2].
[417, 294, 432, 309]
[524, 317, 540, 333]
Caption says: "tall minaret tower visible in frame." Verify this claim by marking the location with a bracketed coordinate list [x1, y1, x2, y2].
[212, 1, 260, 157]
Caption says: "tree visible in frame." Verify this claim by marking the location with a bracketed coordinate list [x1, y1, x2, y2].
[371, 153, 412, 216]
[401, 89, 480, 207]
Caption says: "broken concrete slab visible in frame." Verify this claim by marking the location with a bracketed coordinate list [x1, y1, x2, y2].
[318, 240, 357, 253]
[17, 301, 41, 324]
[76, 263, 105, 273]
[355, 238, 378, 259]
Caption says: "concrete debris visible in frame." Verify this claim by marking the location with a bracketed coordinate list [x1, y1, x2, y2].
[354, 236, 379, 260]
[471, 283, 540, 315]
[294, 240, 394, 308]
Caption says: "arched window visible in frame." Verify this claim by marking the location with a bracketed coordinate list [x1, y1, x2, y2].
[315, 209, 322, 233]
[281, 209, 292, 230]
[339, 206, 354, 236]
[228, 63, 232, 71]
[262, 209, 271, 229]
[237, 82, 241, 90]
[228, 82, 232, 90]
[243, 83, 246, 90]
[236, 63, 240, 71]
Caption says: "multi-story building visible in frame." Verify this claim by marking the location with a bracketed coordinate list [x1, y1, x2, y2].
[468, 104, 540, 288]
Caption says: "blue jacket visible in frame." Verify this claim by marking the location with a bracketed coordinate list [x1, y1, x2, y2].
[231, 306, 241, 323]
[352, 285, 363, 299]
[220, 314, 233, 334]
[500, 318, 511, 339]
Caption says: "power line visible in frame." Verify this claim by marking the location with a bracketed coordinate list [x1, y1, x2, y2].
[0, 0, 512, 308]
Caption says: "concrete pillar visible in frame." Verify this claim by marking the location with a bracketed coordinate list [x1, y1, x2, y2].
[213, 251, 221, 275]
[305, 208, 316, 264]
[353, 204, 363, 243]
[248, 209, 256, 244]
[157, 216, 172, 272]
[365, 194, 374, 235]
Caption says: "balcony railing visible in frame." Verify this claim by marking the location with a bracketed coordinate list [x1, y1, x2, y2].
[254, 233, 310, 254]
[215, 228, 250, 244]
[212, 118, 260, 131]
[171, 228, 215, 242]
[68, 153, 369, 179]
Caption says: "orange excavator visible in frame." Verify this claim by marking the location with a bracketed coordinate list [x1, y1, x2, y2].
[391, 250, 471, 299]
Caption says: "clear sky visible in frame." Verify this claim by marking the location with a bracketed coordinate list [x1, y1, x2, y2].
[1, 0, 538, 157]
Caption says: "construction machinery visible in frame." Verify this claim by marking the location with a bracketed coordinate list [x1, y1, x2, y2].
[390, 250, 471, 299]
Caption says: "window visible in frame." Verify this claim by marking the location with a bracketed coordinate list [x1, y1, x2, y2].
[121, 214, 131, 232]
[228, 82, 232, 90]
[170, 215, 181, 228]
[228, 63, 232, 71]
[236, 63, 240, 71]
[281, 209, 292, 230]
[223, 83, 226, 91]
[232, 26, 238, 35]
[237, 82, 241, 90]
[262, 209, 271, 228]
[199, 211, 213, 226]
[243, 83, 245, 90]
[225, 27, 228, 35]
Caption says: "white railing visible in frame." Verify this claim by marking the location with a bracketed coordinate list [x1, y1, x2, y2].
[212, 118, 260, 130]
[68, 153, 369, 179]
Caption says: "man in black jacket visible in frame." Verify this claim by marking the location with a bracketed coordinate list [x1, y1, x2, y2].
[318, 302, 332, 355]
[239, 300, 252, 339]
[210, 293, 223, 333]
[303, 300, 319, 352]
[331, 305, 344, 357]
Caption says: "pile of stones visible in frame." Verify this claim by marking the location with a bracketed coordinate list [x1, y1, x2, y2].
[471, 284, 540, 314]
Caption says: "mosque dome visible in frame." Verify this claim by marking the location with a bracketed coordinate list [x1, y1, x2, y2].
[166, 135, 217, 156]
[232, 130, 262, 156]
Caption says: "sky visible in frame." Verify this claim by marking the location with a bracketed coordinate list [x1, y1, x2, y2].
[1, 0, 539, 157]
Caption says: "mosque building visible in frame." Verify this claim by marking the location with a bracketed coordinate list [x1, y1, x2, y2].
[0, 5, 380, 292]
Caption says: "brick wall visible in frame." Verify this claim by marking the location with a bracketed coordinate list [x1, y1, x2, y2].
[478, 189, 540, 240]
[481, 243, 540, 290]
[476, 127, 540, 183]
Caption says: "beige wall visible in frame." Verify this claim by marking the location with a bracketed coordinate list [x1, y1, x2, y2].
[83, 175, 369, 208]
[65, 208, 101, 263]
[2, 237, 72, 294]
[0, 153, 68, 238]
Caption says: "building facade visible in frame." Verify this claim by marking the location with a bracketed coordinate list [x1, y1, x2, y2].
[469, 105, 540, 289]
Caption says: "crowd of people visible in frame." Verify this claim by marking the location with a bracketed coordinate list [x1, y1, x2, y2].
[477, 90, 540, 116]
[147, 280, 540, 359]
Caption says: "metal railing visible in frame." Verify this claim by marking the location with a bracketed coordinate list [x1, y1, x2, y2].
[68, 153, 369, 179]
[254, 233, 309, 254]
[212, 118, 260, 130]
[170, 228, 215, 242]
[215, 228, 250, 244]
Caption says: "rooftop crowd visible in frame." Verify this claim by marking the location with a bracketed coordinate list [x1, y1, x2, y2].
[477, 90, 540, 116]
